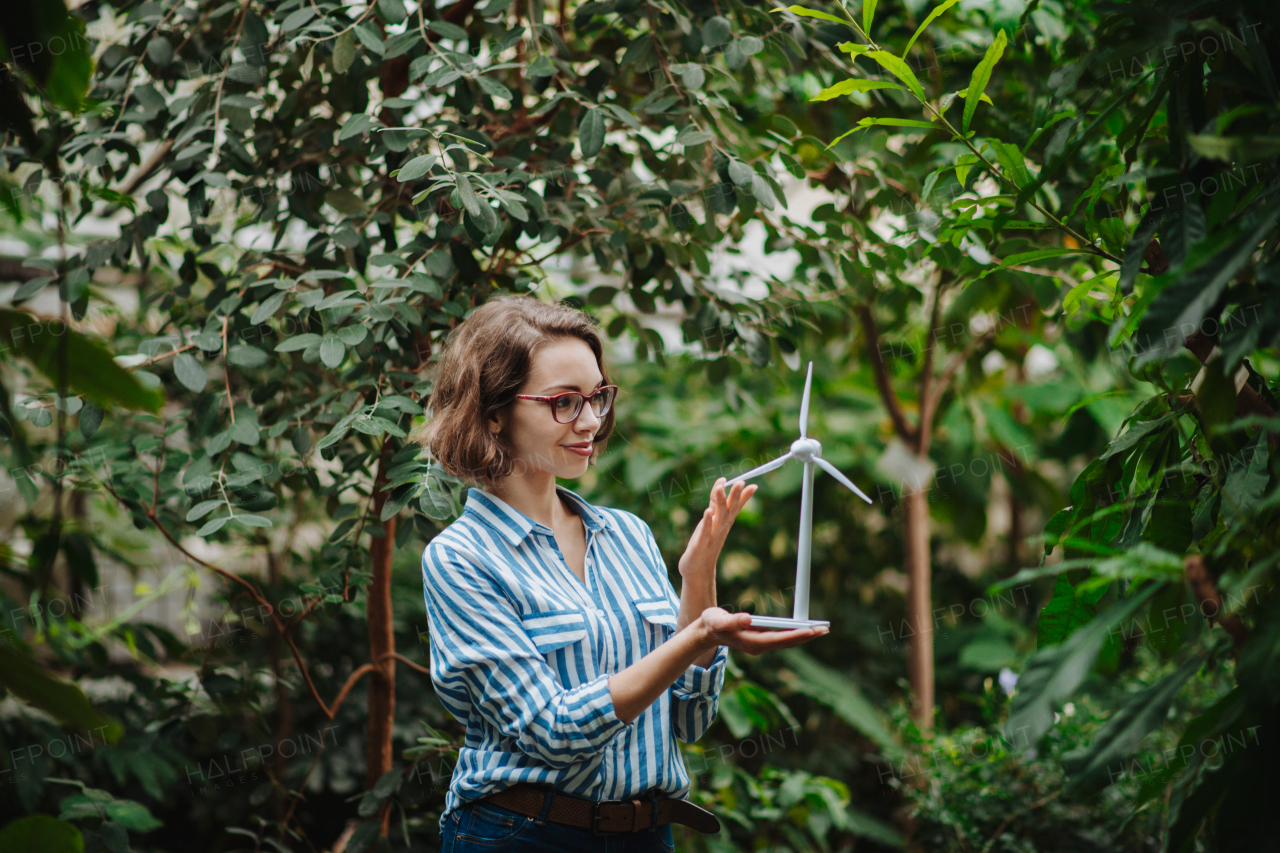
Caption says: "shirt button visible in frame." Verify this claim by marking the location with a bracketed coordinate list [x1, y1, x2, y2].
[596, 609, 606, 618]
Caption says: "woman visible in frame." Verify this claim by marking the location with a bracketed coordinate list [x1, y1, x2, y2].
[418, 294, 828, 852]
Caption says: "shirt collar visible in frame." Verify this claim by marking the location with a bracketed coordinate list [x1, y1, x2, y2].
[464, 484, 611, 547]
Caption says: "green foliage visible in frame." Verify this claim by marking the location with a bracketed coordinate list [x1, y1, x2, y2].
[2, 0, 1279, 849]
[0, 815, 84, 853]
[0, 628, 122, 741]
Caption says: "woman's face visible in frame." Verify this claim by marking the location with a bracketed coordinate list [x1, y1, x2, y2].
[489, 337, 605, 482]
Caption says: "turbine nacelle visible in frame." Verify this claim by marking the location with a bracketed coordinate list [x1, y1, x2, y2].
[790, 437, 822, 461]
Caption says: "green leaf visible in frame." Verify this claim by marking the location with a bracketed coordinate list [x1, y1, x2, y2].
[778, 648, 904, 760]
[173, 353, 207, 393]
[959, 637, 1018, 672]
[903, 0, 963, 56]
[1015, 70, 1154, 209]
[282, 7, 318, 32]
[186, 500, 222, 522]
[0, 310, 163, 413]
[79, 403, 103, 438]
[332, 30, 356, 73]
[1037, 574, 1109, 646]
[0, 628, 123, 740]
[326, 188, 368, 214]
[963, 29, 1006, 134]
[0, 816, 84, 853]
[775, 5, 855, 28]
[811, 79, 906, 101]
[419, 480, 457, 519]
[1007, 582, 1162, 749]
[865, 51, 925, 101]
[250, 291, 287, 324]
[196, 516, 231, 536]
[579, 108, 605, 158]
[338, 113, 375, 141]
[829, 116, 937, 147]
[676, 126, 713, 146]
[701, 16, 732, 47]
[1222, 429, 1269, 526]
[998, 248, 1087, 267]
[990, 139, 1028, 185]
[455, 174, 484, 218]
[146, 37, 173, 66]
[751, 175, 778, 210]
[862, 0, 877, 34]
[353, 416, 406, 437]
[427, 19, 468, 40]
[1101, 414, 1172, 461]
[527, 54, 555, 78]
[319, 337, 346, 368]
[42, 14, 95, 113]
[845, 806, 905, 847]
[677, 64, 705, 90]
[1062, 653, 1206, 796]
[1187, 134, 1280, 164]
[1133, 200, 1280, 365]
[728, 160, 754, 187]
[1042, 505, 1076, 555]
[476, 75, 512, 101]
[397, 154, 438, 183]
[1098, 216, 1127, 255]
[276, 333, 322, 352]
[102, 801, 162, 833]
[58, 794, 161, 833]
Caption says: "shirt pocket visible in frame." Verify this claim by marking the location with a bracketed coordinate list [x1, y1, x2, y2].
[633, 597, 678, 650]
[520, 609, 589, 656]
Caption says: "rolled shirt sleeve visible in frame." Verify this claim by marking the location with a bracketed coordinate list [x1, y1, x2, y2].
[423, 541, 630, 768]
[640, 522, 731, 743]
[670, 644, 729, 742]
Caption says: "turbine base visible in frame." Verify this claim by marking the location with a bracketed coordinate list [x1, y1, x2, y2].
[748, 615, 830, 630]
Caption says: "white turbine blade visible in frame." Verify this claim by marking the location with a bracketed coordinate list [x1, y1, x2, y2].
[798, 361, 813, 439]
[726, 453, 793, 486]
[815, 456, 874, 504]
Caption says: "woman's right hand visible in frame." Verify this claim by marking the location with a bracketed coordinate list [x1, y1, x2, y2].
[696, 606, 829, 656]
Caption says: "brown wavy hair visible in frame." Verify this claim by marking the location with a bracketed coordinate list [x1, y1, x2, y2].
[412, 294, 615, 488]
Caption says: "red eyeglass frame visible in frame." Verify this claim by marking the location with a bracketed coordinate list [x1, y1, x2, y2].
[514, 385, 619, 424]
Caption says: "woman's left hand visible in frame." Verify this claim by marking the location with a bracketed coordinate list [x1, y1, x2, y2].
[678, 477, 758, 580]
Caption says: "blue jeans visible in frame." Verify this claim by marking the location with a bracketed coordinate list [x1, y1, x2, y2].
[442, 790, 677, 853]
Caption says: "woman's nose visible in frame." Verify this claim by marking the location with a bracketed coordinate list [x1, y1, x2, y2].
[575, 402, 601, 431]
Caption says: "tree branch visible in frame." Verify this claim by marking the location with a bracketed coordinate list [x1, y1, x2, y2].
[855, 303, 918, 445]
[926, 329, 994, 440]
[390, 652, 431, 675]
[1184, 554, 1248, 655]
[917, 278, 945, 450]
[97, 477, 384, 720]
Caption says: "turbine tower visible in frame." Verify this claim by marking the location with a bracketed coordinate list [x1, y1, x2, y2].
[726, 361, 872, 629]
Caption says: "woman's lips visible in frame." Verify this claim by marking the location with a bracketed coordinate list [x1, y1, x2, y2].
[563, 444, 592, 457]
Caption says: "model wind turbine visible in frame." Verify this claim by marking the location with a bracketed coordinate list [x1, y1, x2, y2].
[726, 361, 872, 630]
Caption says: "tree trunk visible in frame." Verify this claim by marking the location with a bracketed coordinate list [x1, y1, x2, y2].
[267, 547, 293, 823]
[903, 486, 934, 732]
[366, 438, 398, 834]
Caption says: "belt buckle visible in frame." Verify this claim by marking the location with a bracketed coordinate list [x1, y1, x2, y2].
[592, 798, 641, 836]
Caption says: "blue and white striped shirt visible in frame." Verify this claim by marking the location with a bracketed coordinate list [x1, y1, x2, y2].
[421, 484, 730, 829]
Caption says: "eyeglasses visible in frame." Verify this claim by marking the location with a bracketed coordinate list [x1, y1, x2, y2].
[514, 385, 618, 424]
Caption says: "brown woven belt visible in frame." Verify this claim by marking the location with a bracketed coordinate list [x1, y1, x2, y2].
[478, 783, 721, 836]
